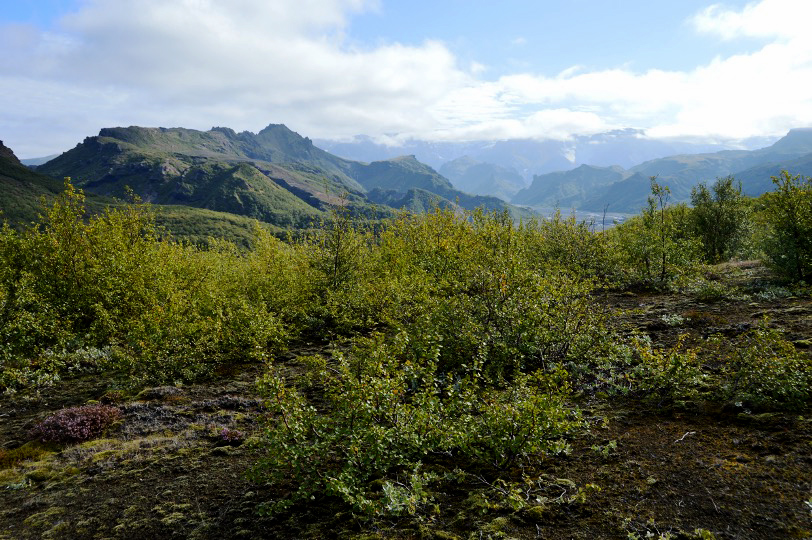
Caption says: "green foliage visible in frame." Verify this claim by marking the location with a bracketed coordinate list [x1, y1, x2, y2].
[611, 178, 702, 288]
[630, 334, 705, 407]
[0, 442, 52, 469]
[718, 320, 812, 410]
[0, 180, 291, 390]
[250, 207, 633, 518]
[690, 176, 750, 264]
[761, 170, 812, 281]
[255, 333, 581, 517]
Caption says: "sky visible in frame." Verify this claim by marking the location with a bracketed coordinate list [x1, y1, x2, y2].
[2, 0, 812, 157]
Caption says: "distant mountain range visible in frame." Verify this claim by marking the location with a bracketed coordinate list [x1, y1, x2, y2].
[315, 128, 812, 214]
[315, 129, 755, 179]
[513, 128, 812, 213]
[439, 157, 528, 201]
[9, 124, 812, 232]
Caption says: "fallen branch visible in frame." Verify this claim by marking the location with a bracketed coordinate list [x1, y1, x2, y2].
[674, 431, 696, 443]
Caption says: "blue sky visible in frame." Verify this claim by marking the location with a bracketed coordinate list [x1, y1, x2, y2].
[2, 0, 811, 157]
[349, 0, 757, 74]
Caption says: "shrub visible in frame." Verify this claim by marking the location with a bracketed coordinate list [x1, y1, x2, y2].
[690, 176, 750, 264]
[611, 178, 702, 288]
[30, 405, 122, 444]
[721, 320, 812, 410]
[254, 333, 581, 517]
[761, 171, 812, 281]
[0, 442, 51, 469]
[630, 334, 706, 408]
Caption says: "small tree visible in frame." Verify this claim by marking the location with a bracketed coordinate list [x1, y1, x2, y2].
[612, 177, 701, 287]
[762, 171, 812, 281]
[690, 176, 749, 264]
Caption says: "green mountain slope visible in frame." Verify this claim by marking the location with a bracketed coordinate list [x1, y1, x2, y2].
[0, 140, 282, 246]
[439, 157, 527, 201]
[37, 125, 364, 225]
[733, 152, 812, 195]
[354, 156, 531, 218]
[0, 140, 67, 224]
[510, 128, 812, 213]
[512, 164, 625, 209]
[37, 126, 526, 226]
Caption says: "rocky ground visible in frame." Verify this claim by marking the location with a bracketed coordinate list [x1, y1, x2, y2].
[0, 261, 810, 539]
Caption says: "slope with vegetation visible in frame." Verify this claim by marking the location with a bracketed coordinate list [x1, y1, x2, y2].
[439, 156, 527, 201]
[512, 128, 812, 213]
[0, 170, 810, 538]
[0, 141, 284, 248]
[35, 125, 527, 225]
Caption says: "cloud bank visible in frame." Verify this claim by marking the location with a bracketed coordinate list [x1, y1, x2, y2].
[2, 0, 811, 156]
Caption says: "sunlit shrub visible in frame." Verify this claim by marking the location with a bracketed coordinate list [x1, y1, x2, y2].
[760, 171, 812, 282]
[630, 334, 706, 407]
[254, 333, 581, 517]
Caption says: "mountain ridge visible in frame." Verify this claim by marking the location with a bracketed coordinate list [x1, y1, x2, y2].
[510, 128, 812, 213]
[34, 124, 526, 226]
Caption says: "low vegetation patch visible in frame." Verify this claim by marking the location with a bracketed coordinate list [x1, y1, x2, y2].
[30, 405, 122, 444]
[0, 174, 810, 538]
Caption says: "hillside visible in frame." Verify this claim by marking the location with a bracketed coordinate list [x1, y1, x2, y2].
[512, 164, 624, 208]
[36, 125, 525, 226]
[512, 128, 812, 213]
[0, 140, 72, 224]
[439, 156, 527, 200]
[0, 140, 285, 246]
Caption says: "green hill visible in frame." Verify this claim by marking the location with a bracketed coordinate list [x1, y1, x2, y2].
[440, 156, 527, 201]
[37, 125, 527, 226]
[513, 164, 625, 209]
[1, 140, 69, 224]
[509, 128, 812, 213]
[1, 140, 283, 246]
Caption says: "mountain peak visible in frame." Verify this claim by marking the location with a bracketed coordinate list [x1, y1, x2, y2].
[767, 127, 812, 154]
[0, 141, 22, 166]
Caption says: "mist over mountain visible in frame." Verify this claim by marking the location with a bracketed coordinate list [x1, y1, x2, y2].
[315, 129, 743, 181]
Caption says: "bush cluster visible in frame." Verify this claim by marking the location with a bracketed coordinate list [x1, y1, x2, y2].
[0, 181, 294, 389]
[30, 404, 122, 443]
[0, 175, 809, 523]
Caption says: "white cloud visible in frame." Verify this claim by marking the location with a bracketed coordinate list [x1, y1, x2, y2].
[692, 0, 812, 40]
[2, 0, 812, 157]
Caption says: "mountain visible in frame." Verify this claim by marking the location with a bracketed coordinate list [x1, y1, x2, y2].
[509, 128, 812, 213]
[316, 129, 739, 181]
[0, 140, 66, 224]
[512, 164, 625, 208]
[603, 128, 812, 211]
[352, 156, 529, 215]
[0, 139, 287, 246]
[733, 152, 812, 195]
[439, 157, 527, 200]
[35, 125, 525, 226]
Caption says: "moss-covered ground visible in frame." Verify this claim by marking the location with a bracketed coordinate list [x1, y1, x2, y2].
[0, 262, 810, 539]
